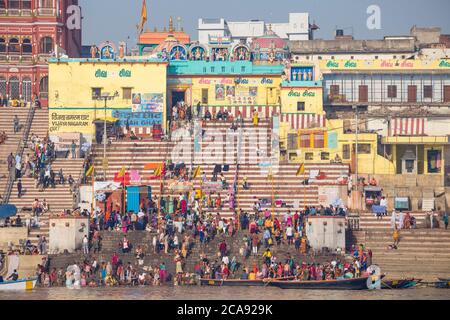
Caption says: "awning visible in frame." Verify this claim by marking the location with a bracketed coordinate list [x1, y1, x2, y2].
[0, 205, 17, 218]
[364, 186, 382, 192]
[93, 117, 119, 123]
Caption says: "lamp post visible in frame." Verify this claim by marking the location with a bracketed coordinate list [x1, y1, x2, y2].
[353, 105, 359, 212]
[95, 91, 118, 178]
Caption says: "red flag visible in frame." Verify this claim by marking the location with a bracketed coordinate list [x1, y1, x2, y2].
[114, 172, 131, 186]
[316, 171, 327, 180]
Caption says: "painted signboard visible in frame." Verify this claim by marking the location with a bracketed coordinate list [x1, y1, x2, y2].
[320, 59, 450, 71]
[112, 110, 163, 127]
[131, 93, 164, 113]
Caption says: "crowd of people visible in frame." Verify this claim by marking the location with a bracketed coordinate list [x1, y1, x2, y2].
[0, 93, 41, 108]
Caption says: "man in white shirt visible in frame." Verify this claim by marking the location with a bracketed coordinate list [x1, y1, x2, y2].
[222, 255, 229, 267]
[82, 235, 89, 255]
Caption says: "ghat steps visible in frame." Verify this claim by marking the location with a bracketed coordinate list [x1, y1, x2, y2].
[350, 229, 450, 281]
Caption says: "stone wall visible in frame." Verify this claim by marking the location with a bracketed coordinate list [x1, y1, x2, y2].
[49, 217, 89, 254]
[0, 227, 29, 249]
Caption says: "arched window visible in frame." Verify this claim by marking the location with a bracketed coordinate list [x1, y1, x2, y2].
[22, 77, 32, 102]
[8, 0, 20, 9]
[0, 38, 6, 53]
[9, 77, 20, 99]
[22, 38, 32, 54]
[39, 0, 53, 8]
[0, 77, 6, 97]
[22, 0, 32, 9]
[39, 76, 48, 99]
[40, 37, 53, 54]
[9, 38, 20, 53]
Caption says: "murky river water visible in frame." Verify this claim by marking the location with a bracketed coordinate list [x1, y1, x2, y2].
[0, 286, 449, 300]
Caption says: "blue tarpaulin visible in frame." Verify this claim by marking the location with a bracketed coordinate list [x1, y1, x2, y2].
[0, 205, 17, 218]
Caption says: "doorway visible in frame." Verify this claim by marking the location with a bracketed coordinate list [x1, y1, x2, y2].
[171, 91, 185, 106]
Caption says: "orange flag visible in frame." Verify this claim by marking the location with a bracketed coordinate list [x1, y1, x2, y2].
[139, 0, 148, 34]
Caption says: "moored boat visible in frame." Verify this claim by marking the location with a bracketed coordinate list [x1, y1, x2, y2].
[381, 278, 422, 289]
[199, 276, 295, 287]
[200, 278, 267, 287]
[268, 276, 374, 290]
[0, 278, 37, 291]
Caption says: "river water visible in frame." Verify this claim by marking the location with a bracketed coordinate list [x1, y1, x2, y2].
[0, 286, 449, 300]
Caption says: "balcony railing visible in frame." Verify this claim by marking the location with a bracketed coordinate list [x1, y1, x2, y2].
[37, 8, 56, 16]
[0, 53, 34, 64]
[327, 94, 348, 103]
[346, 214, 360, 231]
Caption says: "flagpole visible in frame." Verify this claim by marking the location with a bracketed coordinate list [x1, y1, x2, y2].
[91, 166, 95, 216]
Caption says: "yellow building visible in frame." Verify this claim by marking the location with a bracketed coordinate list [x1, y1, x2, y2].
[49, 58, 168, 142]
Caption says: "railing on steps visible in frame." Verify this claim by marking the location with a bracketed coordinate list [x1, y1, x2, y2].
[1, 106, 36, 204]
[73, 146, 92, 210]
[346, 214, 361, 231]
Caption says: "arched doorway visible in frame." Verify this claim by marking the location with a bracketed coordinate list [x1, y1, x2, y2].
[9, 77, 19, 99]
[39, 76, 48, 99]
[22, 77, 32, 102]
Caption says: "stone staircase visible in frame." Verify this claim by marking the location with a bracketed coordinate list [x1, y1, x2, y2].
[358, 211, 430, 230]
[91, 119, 349, 218]
[8, 158, 85, 245]
[0, 107, 31, 196]
[49, 229, 343, 278]
[350, 229, 450, 281]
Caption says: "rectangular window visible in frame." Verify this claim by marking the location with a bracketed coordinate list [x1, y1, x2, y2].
[314, 133, 325, 148]
[353, 143, 371, 154]
[359, 85, 368, 102]
[299, 134, 311, 148]
[92, 87, 102, 99]
[321, 152, 330, 161]
[330, 85, 340, 96]
[241, 66, 246, 73]
[443, 86, 450, 102]
[297, 102, 305, 111]
[387, 85, 397, 98]
[201, 89, 208, 104]
[423, 85, 433, 99]
[221, 66, 226, 73]
[407, 85, 417, 102]
[343, 144, 350, 160]
[122, 87, 132, 100]
[287, 133, 298, 150]
[305, 152, 314, 161]
[427, 150, 442, 173]
[210, 67, 215, 73]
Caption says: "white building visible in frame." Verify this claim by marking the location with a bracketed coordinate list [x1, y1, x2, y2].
[198, 13, 311, 46]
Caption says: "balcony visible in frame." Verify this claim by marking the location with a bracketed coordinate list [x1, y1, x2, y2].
[37, 8, 56, 16]
[0, 8, 33, 16]
[0, 53, 34, 64]
[327, 94, 348, 104]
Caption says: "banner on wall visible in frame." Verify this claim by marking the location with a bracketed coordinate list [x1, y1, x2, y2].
[132, 93, 164, 113]
[112, 110, 163, 127]
[49, 110, 94, 134]
[215, 84, 225, 101]
[51, 132, 81, 152]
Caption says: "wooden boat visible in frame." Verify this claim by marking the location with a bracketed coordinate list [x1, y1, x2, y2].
[0, 278, 37, 291]
[268, 276, 375, 290]
[438, 278, 450, 282]
[200, 276, 295, 287]
[200, 278, 267, 287]
[434, 279, 450, 289]
[381, 278, 422, 289]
